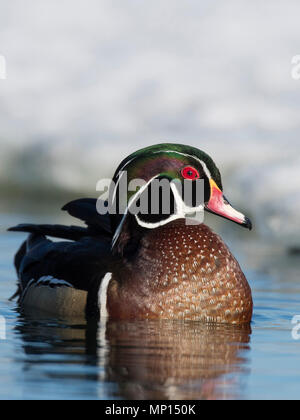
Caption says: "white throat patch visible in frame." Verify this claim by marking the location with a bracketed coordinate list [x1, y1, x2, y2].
[135, 180, 205, 229]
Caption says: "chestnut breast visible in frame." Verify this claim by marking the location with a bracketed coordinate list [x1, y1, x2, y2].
[107, 219, 253, 324]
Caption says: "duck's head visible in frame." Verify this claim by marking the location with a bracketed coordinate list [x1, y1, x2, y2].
[110, 143, 252, 249]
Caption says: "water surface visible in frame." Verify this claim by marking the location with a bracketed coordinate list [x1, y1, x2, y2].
[0, 212, 300, 400]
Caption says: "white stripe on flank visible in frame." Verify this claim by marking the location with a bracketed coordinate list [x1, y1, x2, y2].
[98, 273, 112, 320]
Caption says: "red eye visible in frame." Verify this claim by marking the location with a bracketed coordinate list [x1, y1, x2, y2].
[181, 166, 200, 180]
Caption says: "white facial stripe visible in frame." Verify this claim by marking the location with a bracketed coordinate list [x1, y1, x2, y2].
[112, 156, 137, 203]
[151, 150, 212, 179]
[135, 213, 182, 229]
[98, 272, 112, 320]
[170, 181, 204, 214]
[114, 156, 137, 178]
[135, 182, 204, 229]
[114, 149, 212, 185]
[112, 175, 158, 248]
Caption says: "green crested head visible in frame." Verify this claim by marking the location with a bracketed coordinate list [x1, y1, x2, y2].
[113, 143, 223, 192]
[110, 143, 251, 249]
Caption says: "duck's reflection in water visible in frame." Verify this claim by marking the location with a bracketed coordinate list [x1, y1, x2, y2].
[102, 320, 251, 400]
[15, 311, 251, 400]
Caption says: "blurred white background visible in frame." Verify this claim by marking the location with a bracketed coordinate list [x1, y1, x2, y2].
[0, 0, 299, 246]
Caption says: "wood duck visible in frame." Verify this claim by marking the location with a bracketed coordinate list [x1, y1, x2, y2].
[9, 143, 253, 324]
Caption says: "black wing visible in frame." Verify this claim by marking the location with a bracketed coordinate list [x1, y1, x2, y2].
[8, 224, 94, 241]
[18, 234, 110, 292]
[9, 198, 112, 241]
[62, 198, 111, 236]
[14, 233, 112, 318]
[8, 197, 113, 318]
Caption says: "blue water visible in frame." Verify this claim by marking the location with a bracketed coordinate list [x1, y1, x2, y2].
[0, 213, 300, 400]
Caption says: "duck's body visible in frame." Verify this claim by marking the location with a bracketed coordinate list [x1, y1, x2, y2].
[9, 143, 253, 324]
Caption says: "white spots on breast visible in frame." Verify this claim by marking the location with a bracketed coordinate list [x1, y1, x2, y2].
[140, 221, 251, 323]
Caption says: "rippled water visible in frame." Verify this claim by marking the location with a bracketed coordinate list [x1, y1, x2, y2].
[0, 213, 300, 400]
